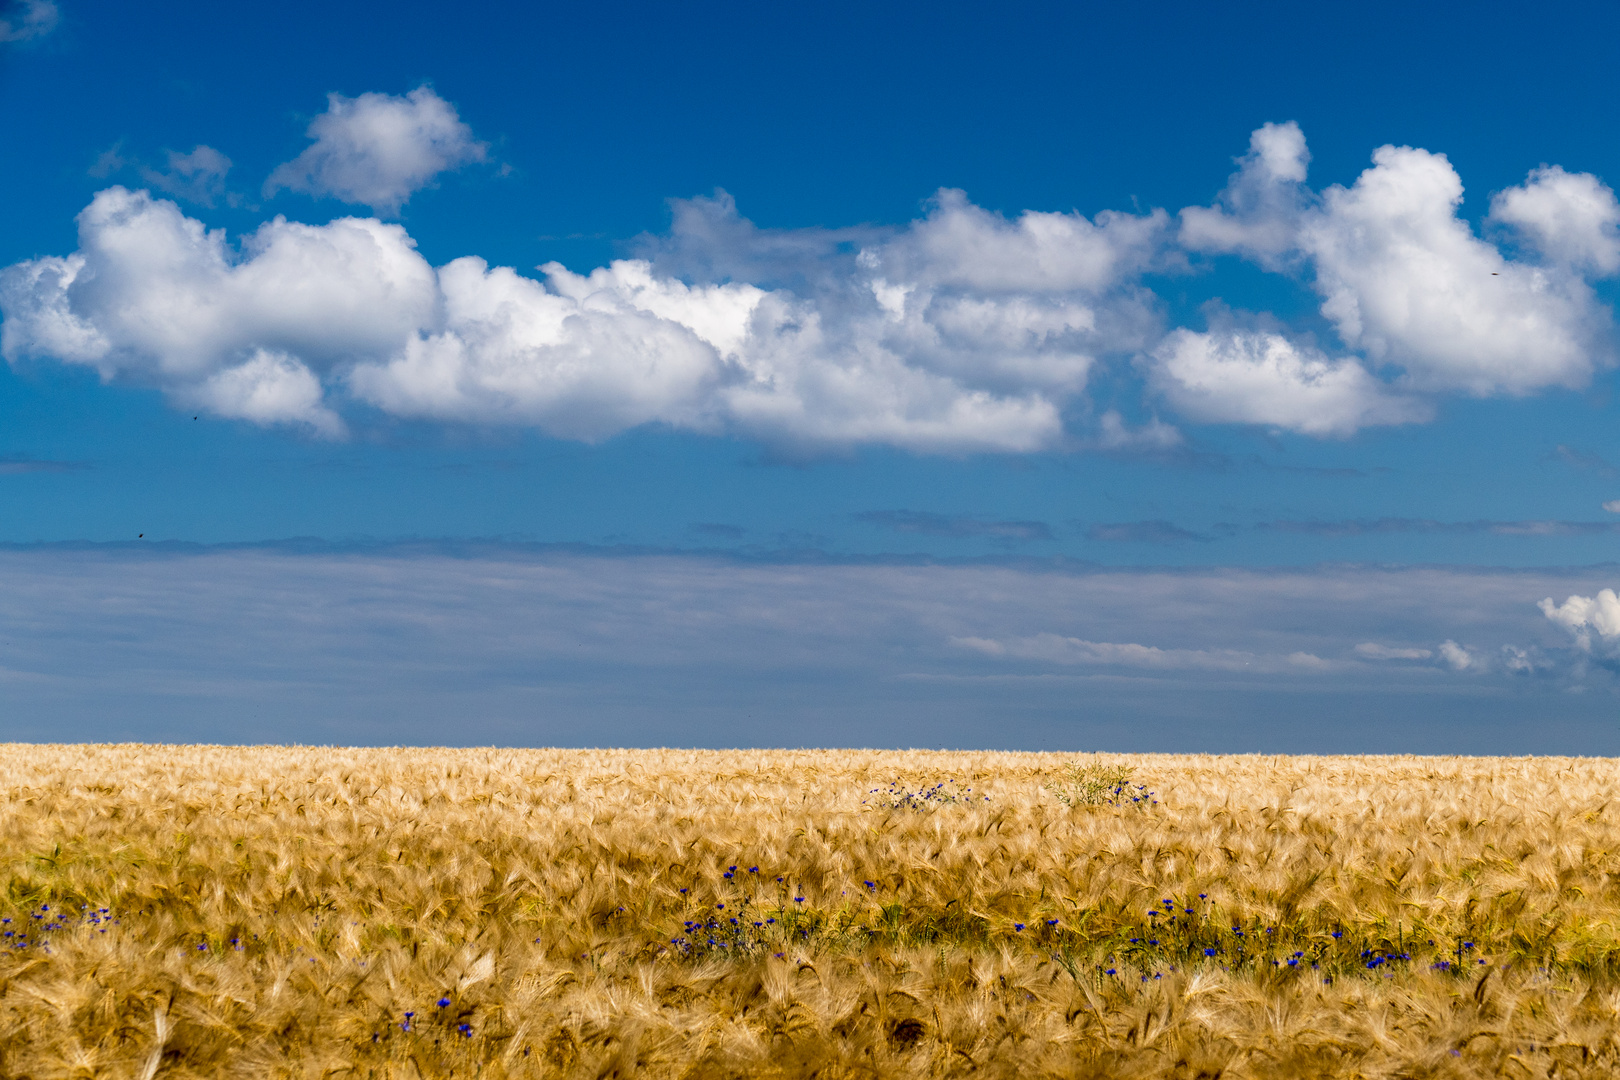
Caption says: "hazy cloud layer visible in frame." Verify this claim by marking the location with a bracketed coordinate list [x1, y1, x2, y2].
[1084, 521, 1209, 544]
[3, 118, 1618, 448]
[856, 511, 1053, 541]
[0, 0, 56, 43]
[0, 546, 1612, 749]
[1354, 642, 1433, 660]
[951, 633, 1326, 673]
[1260, 518, 1620, 537]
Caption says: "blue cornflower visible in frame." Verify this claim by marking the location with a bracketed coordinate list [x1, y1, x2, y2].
[1013, 924, 1024, 932]
[1105, 968, 1116, 975]
[437, 997, 451, 1008]
[458, 1023, 472, 1037]
[1203, 948, 1216, 956]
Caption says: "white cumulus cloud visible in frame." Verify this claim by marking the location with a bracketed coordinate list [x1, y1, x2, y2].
[1147, 328, 1428, 436]
[1179, 121, 1312, 267]
[1, 186, 1158, 451]
[1540, 588, 1620, 654]
[1180, 125, 1618, 404]
[264, 87, 488, 215]
[0, 187, 438, 431]
[6, 118, 1620, 448]
[1490, 165, 1620, 277]
[1306, 146, 1612, 395]
[188, 349, 343, 437]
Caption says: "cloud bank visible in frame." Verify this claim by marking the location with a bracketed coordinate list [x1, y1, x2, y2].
[3, 117, 1618, 450]
[0, 547, 1608, 750]
[0, 186, 1159, 451]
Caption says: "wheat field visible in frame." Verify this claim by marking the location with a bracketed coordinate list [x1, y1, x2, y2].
[2, 746, 1619, 1078]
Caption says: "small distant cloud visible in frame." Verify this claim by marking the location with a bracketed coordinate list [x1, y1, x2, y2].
[1085, 520, 1209, 543]
[1354, 642, 1433, 660]
[1499, 645, 1546, 674]
[0, 456, 85, 474]
[1438, 640, 1481, 671]
[691, 523, 745, 539]
[1540, 588, 1620, 655]
[264, 86, 488, 215]
[0, 0, 58, 43]
[88, 143, 239, 208]
[88, 143, 126, 179]
[856, 511, 1052, 541]
[139, 146, 234, 208]
[1603, 500, 1620, 514]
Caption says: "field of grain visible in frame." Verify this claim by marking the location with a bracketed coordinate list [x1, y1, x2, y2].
[2, 746, 1620, 1078]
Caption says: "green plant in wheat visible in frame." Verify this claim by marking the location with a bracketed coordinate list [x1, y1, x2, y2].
[1044, 755, 1156, 808]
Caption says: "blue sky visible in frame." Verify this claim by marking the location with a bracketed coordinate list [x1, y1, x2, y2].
[4, 0, 1620, 749]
